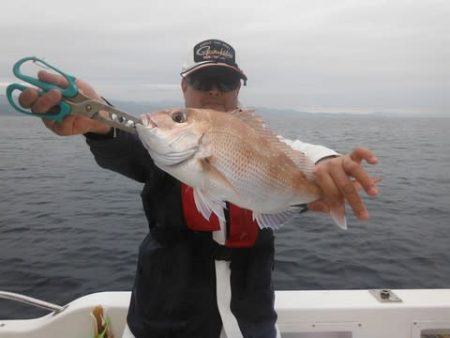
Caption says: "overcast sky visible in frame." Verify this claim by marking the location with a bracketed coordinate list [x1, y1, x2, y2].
[1, 0, 449, 115]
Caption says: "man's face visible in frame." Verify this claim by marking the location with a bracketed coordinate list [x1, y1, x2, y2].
[181, 68, 241, 112]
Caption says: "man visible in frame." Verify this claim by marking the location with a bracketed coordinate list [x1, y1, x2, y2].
[19, 39, 378, 338]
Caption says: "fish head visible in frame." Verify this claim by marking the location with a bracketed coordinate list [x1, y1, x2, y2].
[137, 108, 208, 167]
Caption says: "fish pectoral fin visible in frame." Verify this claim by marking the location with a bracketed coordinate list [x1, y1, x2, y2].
[254, 207, 302, 230]
[199, 157, 238, 194]
[193, 188, 226, 223]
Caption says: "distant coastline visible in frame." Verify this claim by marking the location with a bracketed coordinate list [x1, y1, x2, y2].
[1, 95, 448, 118]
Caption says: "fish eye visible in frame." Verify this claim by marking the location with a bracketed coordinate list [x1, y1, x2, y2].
[171, 111, 187, 123]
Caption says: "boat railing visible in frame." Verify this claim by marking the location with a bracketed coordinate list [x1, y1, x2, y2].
[0, 291, 66, 315]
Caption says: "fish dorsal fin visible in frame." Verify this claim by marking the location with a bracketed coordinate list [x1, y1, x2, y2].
[230, 109, 315, 177]
[229, 108, 268, 132]
[275, 138, 316, 179]
[228, 109, 285, 145]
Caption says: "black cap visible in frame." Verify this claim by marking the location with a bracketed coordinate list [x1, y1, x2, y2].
[180, 39, 247, 82]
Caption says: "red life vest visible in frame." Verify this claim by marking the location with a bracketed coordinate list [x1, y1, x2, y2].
[181, 183, 259, 248]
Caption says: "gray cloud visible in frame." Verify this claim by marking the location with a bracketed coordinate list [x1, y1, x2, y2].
[1, 0, 449, 115]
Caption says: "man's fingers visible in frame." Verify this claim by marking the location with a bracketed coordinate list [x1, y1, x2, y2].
[42, 118, 57, 131]
[315, 167, 340, 200]
[347, 177, 380, 196]
[312, 148, 380, 222]
[18, 88, 39, 109]
[342, 155, 379, 197]
[330, 163, 369, 220]
[17, 71, 64, 115]
[14, 70, 107, 136]
[42, 115, 76, 135]
[349, 147, 378, 165]
[38, 70, 69, 88]
[30, 90, 62, 114]
[314, 168, 344, 215]
[307, 200, 329, 213]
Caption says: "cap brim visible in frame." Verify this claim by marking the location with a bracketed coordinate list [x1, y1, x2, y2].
[181, 62, 247, 81]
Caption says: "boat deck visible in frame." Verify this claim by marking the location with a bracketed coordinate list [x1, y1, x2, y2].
[1, 289, 450, 337]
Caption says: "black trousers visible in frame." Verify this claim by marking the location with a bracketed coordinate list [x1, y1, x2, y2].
[127, 229, 277, 338]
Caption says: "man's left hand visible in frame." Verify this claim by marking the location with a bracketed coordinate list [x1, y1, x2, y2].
[308, 147, 379, 221]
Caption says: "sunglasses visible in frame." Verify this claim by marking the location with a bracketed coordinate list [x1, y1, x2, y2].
[187, 75, 241, 92]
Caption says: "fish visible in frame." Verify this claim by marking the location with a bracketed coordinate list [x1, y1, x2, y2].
[136, 108, 347, 230]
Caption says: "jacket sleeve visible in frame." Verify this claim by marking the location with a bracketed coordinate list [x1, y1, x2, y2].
[85, 129, 155, 183]
[279, 136, 340, 164]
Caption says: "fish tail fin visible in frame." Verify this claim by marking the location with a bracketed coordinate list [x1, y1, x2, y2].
[330, 204, 347, 230]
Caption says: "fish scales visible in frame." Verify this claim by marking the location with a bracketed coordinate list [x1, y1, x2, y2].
[208, 128, 305, 204]
[136, 108, 345, 229]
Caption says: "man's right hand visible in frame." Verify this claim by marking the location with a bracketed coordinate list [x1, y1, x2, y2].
[18, 70, 112, 136]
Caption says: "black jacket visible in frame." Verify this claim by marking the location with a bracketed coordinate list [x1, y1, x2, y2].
[86, 130, 277, 338]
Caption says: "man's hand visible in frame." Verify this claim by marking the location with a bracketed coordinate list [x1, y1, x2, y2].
[18, 70, 111, 136]
[308, 147, 379, 221]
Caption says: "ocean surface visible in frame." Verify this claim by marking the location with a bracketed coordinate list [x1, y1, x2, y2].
[1, 113, 450, 319]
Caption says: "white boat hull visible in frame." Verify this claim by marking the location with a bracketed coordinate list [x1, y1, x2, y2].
[1, 289, 450, 337]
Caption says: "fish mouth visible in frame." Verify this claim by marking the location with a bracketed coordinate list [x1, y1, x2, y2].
[139, 114, 157, 129]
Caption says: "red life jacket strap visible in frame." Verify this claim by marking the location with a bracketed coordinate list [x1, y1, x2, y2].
[226, 204, 259, 248]
[180, 183, 259, 248]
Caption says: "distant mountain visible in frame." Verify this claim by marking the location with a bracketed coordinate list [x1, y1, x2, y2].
[0, 95, 310, 118]
[252, 106, 309, 117]
[2, 95, 446, 118]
